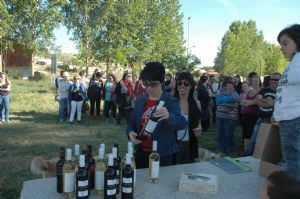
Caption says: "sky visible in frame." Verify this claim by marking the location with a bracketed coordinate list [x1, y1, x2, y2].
[54, 0, 300, 66]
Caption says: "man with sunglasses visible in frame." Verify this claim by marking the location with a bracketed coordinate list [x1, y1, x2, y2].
[245, 73, 281, 155]
[126, 62, 187, 169]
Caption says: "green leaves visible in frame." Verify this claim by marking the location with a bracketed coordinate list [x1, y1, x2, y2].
[4, 0, 65, 55]
[215, 20, 286, 77]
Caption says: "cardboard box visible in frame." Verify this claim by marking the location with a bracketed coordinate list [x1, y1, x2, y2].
[179, 173, 218, 194]
[257, 123, 283, 177]
[253, 123, 274, 159]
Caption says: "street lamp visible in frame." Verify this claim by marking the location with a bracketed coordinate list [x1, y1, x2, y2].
[187, 17, 191, 56]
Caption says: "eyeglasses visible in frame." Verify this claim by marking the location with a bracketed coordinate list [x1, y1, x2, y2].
[270, 79, 280, 81]
[177, 80, 190, 87]
[142, 81, 161, 88]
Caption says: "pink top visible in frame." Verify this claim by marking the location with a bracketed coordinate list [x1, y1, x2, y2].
[243, 90, 259, 116]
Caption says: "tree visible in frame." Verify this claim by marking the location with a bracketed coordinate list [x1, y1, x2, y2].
[214, 20, 265, 77]
[63, 0, 104, 75]
[5, 0, 65, 54]
[0, 0, 11, 71]
[262, 42, 287, 74]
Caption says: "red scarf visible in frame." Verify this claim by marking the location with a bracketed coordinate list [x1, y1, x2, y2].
[122, 79, 133, 96]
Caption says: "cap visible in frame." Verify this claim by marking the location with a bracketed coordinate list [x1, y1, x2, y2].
[62, 71, 70, 77]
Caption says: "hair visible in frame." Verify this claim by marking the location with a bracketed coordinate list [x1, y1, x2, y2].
[248, 71, 258, 79]
[0, 72, 11, 85]
[173, 71, 201, 143]
[122, 72, 129, 80]
[222, 76, 235, 88]
[140, 62, 165, 83]
[263, 75, 271, 88]
[95, 72, 102, 78]
[108, 73, 117, 83]
[266, 170, 300, 199]
[199, 75, 209, 84]
[277, 24, 300, 52]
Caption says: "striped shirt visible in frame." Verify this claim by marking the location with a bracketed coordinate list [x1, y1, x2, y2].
[216, 88, 240, 120]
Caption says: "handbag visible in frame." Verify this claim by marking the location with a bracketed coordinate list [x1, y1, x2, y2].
[81, 101, 90, 113]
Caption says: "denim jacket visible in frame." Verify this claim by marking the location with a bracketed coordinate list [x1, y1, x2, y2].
[126, 92, 187, 156]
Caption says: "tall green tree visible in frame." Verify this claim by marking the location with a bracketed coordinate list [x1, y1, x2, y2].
[5, 0, 65, 54]
[0, 0, 11, 71]
[92, 0, 185, 73]
[63, 0, 104, 75]
[214, 20, 265, 77]
[262, 42, 287, 74]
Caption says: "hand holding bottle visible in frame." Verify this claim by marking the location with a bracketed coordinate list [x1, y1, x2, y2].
[129, 131, 142, 144]
[152, 106, 169, 121]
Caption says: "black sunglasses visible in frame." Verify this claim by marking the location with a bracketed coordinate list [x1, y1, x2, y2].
[143, 81, 161, 88]
[177, 80, 190, 87]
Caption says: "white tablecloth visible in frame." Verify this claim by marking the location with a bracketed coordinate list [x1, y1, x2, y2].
[21, 156, 263, 199]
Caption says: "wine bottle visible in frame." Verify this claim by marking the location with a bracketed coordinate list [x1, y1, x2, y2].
[104, 153, 117, 199]
[87, 145, 95, 190]
[63, 148, 75, 198]
[127, 142, 136, 187]
[113, 143, 122, 171]
[121, 153, 134, 199]
[56, 146, 65, 193]
[76, 155, 89, 199]
[112, 147, 120, 194]
[72, 144, 80, 174]
[100, 143, 108, 166]
[137, 101, 165, 140]
[149, 140, 160, 183]
[95, 147, 106, 196]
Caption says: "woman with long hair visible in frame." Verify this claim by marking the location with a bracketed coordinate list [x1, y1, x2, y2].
[0, 72, 11, 122]
[174, 71, 202, 164]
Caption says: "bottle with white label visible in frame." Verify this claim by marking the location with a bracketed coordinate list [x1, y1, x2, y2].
[63, 148, 75, 198]
[127, 143, 136, 187]
[100, 143, 108, 166]
[112, 147, 120, 194]
[104, 153, 117, 199]
[76, 155, 89, 199]
[121, 153, 134, 199]
[149, 140, 160, 183]
[72, 144, 80, 174]
[137, 101, 165, 140]
[95, 147, 106, 196]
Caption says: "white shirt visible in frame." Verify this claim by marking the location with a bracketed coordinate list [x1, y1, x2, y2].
[58, 79, 72, 99]
[177, 115, 189, 141]
[274, 52, 300, 121]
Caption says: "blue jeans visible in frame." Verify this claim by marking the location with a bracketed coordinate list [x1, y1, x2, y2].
[246, 119, 271, 155]
[279, 116, 300, 181]
[217, 117, 236, 153]
[1, 95, 10, 122]
[59, 98, 70, 121]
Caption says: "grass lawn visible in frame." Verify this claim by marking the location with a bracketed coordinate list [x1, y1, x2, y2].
[0, 77, 243, 199]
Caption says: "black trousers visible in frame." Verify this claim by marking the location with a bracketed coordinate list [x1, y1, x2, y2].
[90, 98, 101, 116]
